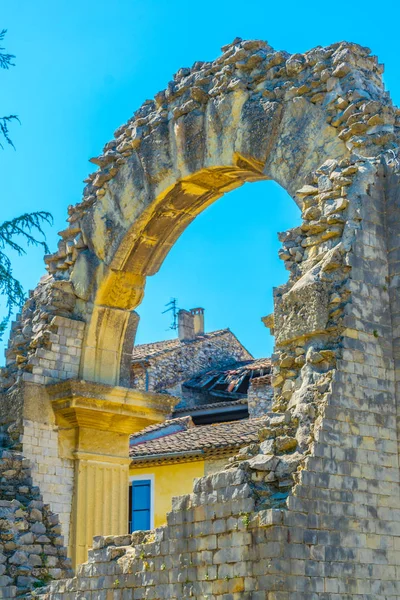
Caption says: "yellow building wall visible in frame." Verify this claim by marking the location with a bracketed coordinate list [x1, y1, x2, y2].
[129, 460, 205, 528]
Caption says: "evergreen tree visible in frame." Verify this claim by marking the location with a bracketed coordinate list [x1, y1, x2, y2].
[0, 213, 53, 340]
[0, 29, 53, 341]
[0, 29, 19, 149]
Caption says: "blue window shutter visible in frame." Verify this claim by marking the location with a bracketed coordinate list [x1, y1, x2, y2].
[131, 480, 151, 532]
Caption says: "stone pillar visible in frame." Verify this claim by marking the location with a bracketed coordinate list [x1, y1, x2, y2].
[72, 451, 130, 567]
[48, 379, 178, 567]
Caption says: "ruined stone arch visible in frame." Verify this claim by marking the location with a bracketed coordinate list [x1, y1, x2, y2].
[6, 39, 368, 389]
[4, 36, 395, 388]
[2, 38, 400, 596]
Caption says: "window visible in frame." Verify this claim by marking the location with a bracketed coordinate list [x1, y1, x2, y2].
[129, 476, 154, 533]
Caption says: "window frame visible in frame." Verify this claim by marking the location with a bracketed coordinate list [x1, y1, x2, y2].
[129, 473, 155, 531]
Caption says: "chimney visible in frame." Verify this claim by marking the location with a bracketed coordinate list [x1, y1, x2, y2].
[191, 307, 205, 336]
[178, 307, 205, 340]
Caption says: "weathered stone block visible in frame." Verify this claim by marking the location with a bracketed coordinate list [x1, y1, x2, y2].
[274, 278, 329, 345]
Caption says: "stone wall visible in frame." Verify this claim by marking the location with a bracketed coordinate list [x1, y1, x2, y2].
[132, 330, 253, 394]
[248, 376, 273, 417]
[204, 456, 233, 475]
[21, 421, 74, 549]
[1, 289, 85, 393]
[40, 386, 400, 599]
[0, 380, 75, 553]
[41, 306, 400, 598]
[0, 422, 72, 597]
[0, 313, 84, 547]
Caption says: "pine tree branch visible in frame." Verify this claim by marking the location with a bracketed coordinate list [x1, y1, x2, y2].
[0, 261, 24, 309]
[0, 29, 15, 69]
[0, 259, 25, 343]
[0, 212, 53, 341]
[0, 31, 51, 343]
[0, 29, 18, 148]
[0, 115, 20, 149]
[0, 211, 53, 255]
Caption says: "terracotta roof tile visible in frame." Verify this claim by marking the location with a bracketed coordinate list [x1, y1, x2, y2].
[129, 417, 265, 460]
[130, 416, 195, 442]
[131, 329, 231, 362]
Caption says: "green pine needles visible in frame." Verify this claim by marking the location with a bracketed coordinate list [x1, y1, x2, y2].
[0, 211, 53, 340]
[0, 29, 53, 341]
[0, 29, 19, 149]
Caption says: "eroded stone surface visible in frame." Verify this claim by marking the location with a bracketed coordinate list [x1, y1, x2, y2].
[0, 423, 72, 597]
[0, 36, 400, 598]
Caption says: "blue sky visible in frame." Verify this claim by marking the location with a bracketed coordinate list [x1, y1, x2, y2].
[1, 0, 399, 361]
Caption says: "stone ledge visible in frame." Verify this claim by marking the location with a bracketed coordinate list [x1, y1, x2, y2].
[48, 379, 179, 433]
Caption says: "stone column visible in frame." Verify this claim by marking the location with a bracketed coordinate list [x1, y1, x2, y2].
[48, 379, 178, 567]
[72, 452, 130, 567]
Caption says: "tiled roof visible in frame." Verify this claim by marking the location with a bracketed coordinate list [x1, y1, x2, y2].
[129, 417, 266, 462]
[131, 329, 231, 362]
[130, 416, 195, 444]
[182, 357, 272, 398]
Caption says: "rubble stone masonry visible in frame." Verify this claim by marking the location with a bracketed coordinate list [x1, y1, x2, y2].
[1, 36, 400, 598]
[248, 376, 274, 417]
[0, 421, 72, 598]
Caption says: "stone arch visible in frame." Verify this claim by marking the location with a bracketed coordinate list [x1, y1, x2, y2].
[40, 41, 361, 387]
[2, 39, 389, 392]
[2, 38, 400, 587]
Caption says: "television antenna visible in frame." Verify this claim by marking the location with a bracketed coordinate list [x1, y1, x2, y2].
[162, 298, 179, 331]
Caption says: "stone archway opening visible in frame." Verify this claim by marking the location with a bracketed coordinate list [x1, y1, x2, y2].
[82, 165, 271, 386]
[132, 176, 301, 360]
[82, 154, 343, 389]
